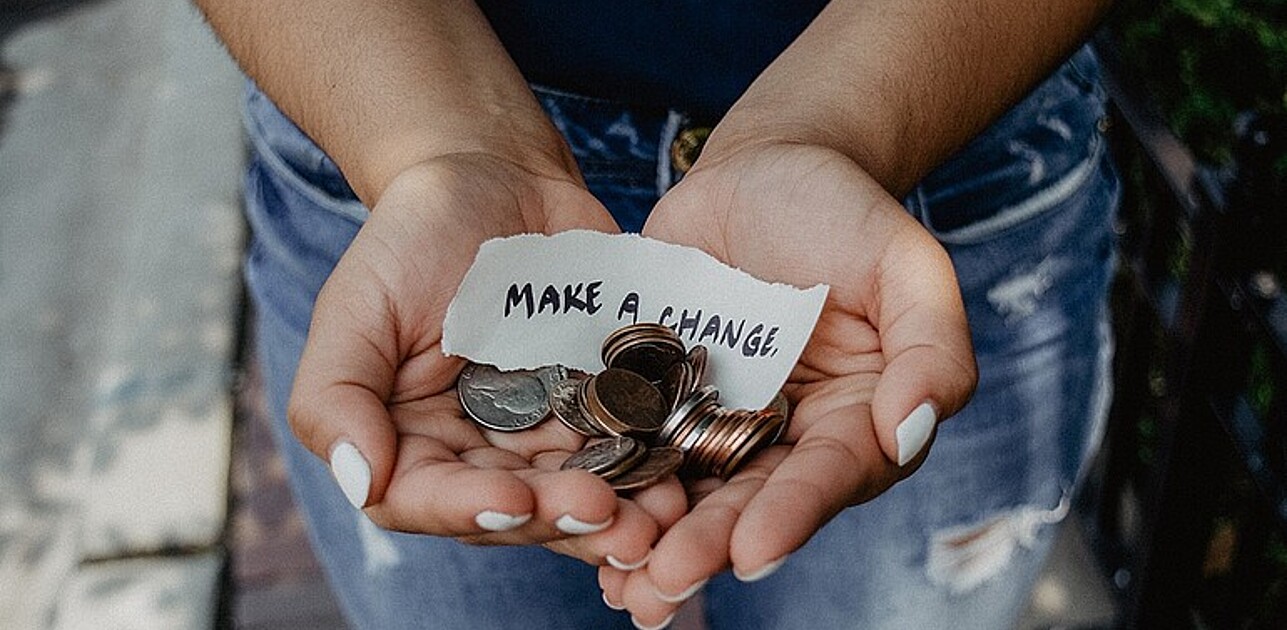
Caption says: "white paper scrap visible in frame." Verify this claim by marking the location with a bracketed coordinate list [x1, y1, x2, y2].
[442, 230, 829, 410]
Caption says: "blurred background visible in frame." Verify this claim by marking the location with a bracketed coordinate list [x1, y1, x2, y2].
[0, 0, 1283, 628]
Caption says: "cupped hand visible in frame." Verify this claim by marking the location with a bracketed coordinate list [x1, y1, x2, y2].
[287, 153, 687, 567]
[606, 141, 978, 624]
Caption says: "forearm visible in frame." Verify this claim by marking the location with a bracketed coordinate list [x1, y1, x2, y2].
[710, 0, 1113, 196]
[195, 0, 575, 205]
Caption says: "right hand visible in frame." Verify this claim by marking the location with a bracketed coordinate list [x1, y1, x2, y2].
[286, 153, 687, 567]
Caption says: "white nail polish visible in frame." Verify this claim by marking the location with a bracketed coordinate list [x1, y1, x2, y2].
[556, 514, 613, 535]
[733, 555, 787, 582]
[329, 441, 371, 509]
[474, 510, 532, 532]
[602, 591, 626, 611]
[631, 613, 674, 630]
[654, 578, 707, 603]
[896, 402, 937, 466]
[606, 550, 651, 571]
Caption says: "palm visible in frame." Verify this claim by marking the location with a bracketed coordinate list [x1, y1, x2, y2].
[291, 155, 685, 561]
[608, 143, 976, 616]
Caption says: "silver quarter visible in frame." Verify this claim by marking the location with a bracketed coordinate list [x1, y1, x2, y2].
[457, 362, 552, 432]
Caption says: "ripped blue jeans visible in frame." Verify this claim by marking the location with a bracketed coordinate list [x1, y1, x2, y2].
[242, 45, 1118, 629]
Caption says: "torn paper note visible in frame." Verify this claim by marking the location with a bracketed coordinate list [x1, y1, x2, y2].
[442, 230, 828, 410]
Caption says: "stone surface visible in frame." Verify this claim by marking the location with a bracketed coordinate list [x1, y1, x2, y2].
[71, 0, 244, 562]
[0, 0, 243, 626]
[53, 552, 224, 630]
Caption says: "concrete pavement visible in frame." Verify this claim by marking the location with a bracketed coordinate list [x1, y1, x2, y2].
[0, 0, 243, 626]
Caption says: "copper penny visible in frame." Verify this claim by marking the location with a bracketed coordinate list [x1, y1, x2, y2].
[611, 446, 684, 492]
[588, 368, 667, 437]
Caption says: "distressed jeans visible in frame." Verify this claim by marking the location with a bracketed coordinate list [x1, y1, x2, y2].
[241, 45, 1118, 629]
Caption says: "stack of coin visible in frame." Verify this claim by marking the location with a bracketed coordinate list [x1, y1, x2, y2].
[547, 369, 667, 440]
[681, 407, 785, 479]
[456, 323, 791, 492]
[602, 323, 686, 384]
[579, 368, 667, 438]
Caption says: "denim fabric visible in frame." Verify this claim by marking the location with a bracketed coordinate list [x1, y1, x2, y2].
[242, 44, 1118, 629]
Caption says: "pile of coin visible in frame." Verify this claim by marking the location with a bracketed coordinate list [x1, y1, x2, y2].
[457, 323, 790, 492]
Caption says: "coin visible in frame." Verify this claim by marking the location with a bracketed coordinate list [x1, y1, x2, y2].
[601, 323, 680, 365]
[609, 342, 686, 383]
[675, 402, 720, 455]
[456, 324, 789, 483]
[576, 377, 620, 436]
[686, 345, 708, 385]
[657, 360, 695, 413]
[537, 364, 570, 394]
[548, 376, 605, 437]
[658, 385, 718, 444]
[766, 391, 791, 443]
[457, 362, 552, 432]
[561, 436, 645, 479]
[603, 323, 686, 383]
[585, 368, 667, 437]
[610, 446, 684, 492]
[718, 410, 784, 478]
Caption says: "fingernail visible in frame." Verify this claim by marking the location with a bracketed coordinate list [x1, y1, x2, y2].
[606, 550, 651, 571]
[654, 578, 707, 603]
[896, 402, 937, 466]
[556, 514, 614, 535]
[733, 555, 787, 582]
[602, 591, 626, 611]
[474, 510, 532, 532]
[329, 441, 371, 509]
[632, 613, 674, 630]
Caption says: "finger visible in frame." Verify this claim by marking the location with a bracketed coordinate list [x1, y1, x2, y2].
[870, 228, 977, 467]
[366, 432, 540, 536]
[288, 268, 401, 509]
[535, 181, 623, 235]
[598, 566, 629, 612]
[626, 475, 689, 532]
[524, 455, 622, 536]
[543, 498, 657, 569]
[727, 404, 891, 579]
[620, 565, 683, 630]
[641, 451, 782, 601]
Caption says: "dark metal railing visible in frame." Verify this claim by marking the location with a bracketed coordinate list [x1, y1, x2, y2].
[1086, 32, 1287, 629]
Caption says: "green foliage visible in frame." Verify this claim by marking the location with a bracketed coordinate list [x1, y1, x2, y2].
[1110, 0, 1287, 176]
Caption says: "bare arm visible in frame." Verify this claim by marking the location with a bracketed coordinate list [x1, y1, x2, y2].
[195, 1, 681, 562]
[711, 0, 1114, 196]
[613, 2, 1113, 624]
[194, 0, 576, 205]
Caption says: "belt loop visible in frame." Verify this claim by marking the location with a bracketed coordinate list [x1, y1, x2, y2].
[656, 110, 686, 195]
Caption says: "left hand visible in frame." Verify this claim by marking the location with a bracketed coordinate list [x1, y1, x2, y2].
[600, 140, 978, 624]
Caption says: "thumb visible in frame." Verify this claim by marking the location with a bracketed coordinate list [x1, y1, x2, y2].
[287, 270, 400, 509]
[870, 233, 977, 468]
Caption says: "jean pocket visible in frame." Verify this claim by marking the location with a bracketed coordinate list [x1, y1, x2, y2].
[911, 47, 1109, 245]
[242, 84, 369, 226]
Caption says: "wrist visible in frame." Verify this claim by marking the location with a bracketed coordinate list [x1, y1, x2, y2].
[348, 111, 583, 207]
[702, 99, 911, 197]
